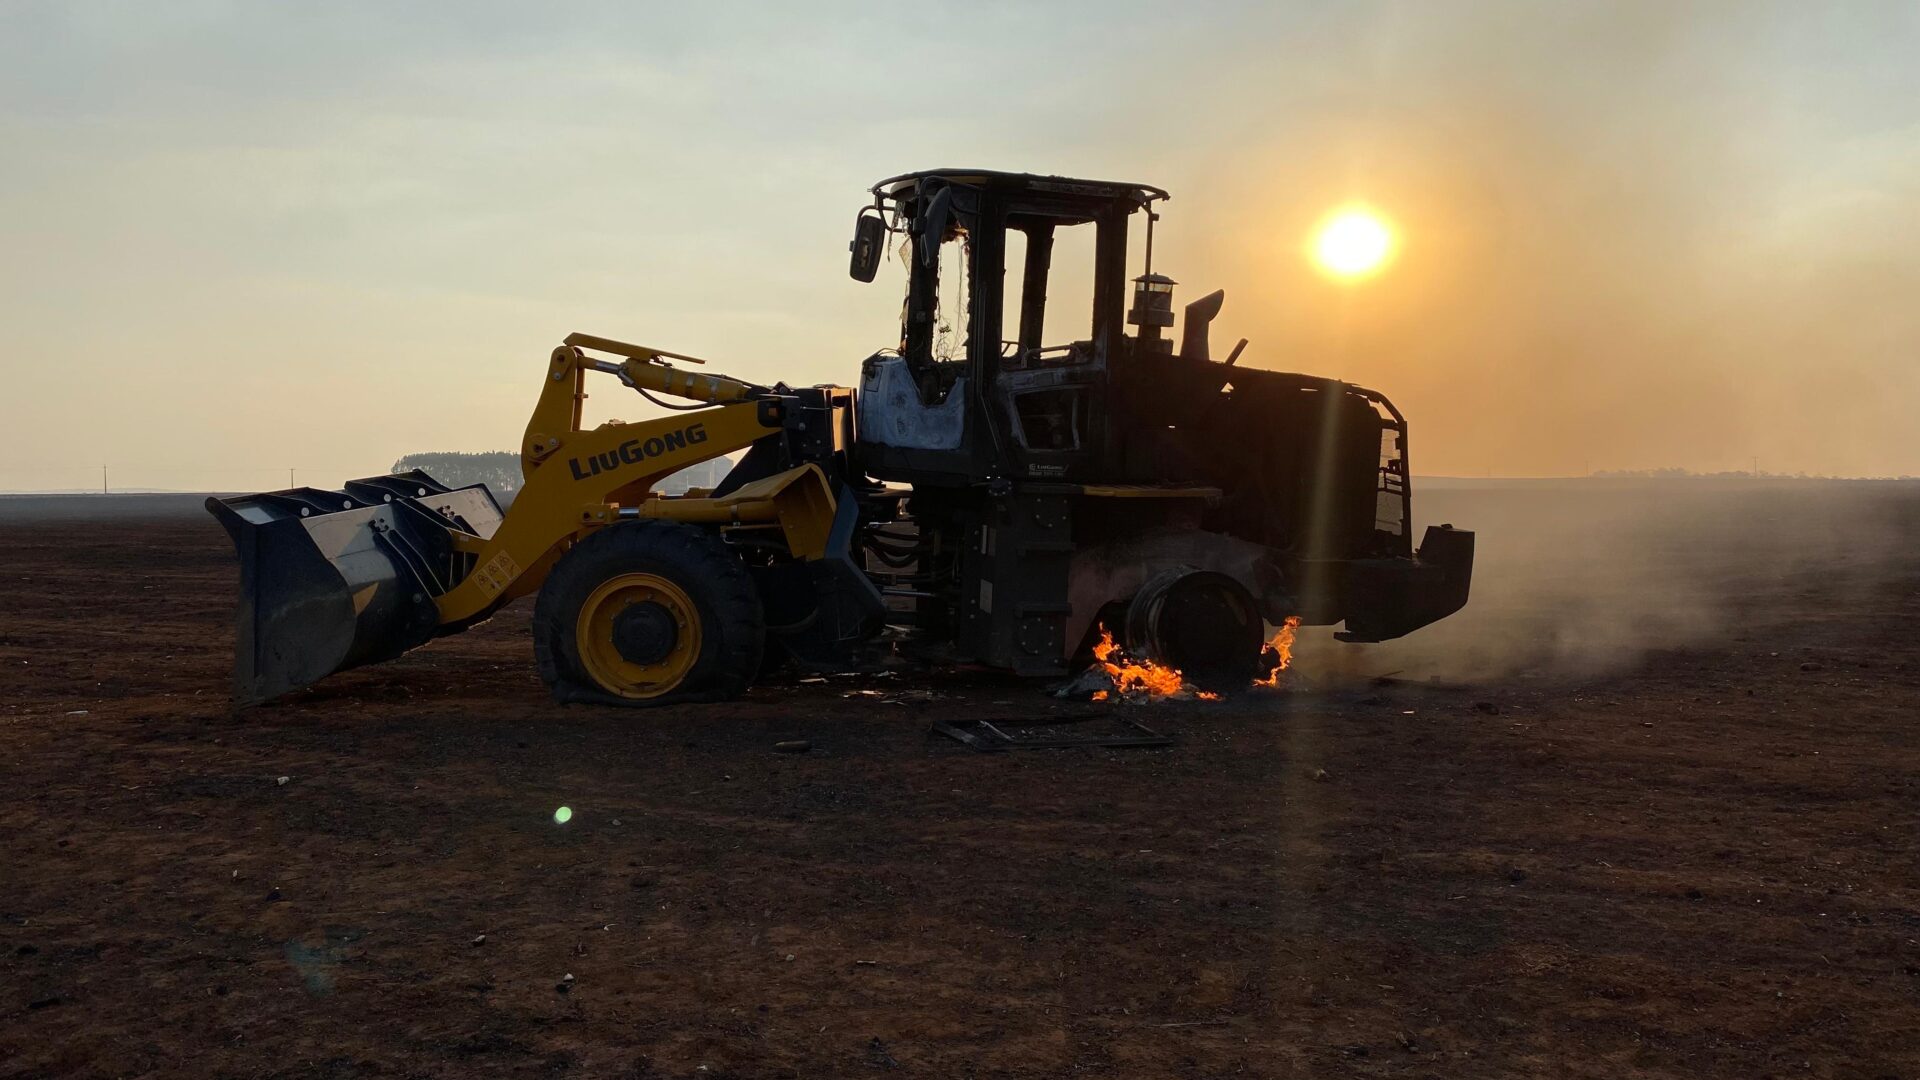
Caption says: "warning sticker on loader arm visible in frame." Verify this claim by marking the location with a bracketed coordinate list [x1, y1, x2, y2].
[474, 551, 521, 598]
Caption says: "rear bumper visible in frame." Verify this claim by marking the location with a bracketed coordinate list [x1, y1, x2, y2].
[1335, 525, 1475, 642]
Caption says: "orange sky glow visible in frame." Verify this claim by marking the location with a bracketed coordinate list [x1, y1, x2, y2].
[2, 3, 1918, 488]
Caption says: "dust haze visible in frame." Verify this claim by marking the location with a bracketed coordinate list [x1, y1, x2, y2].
[1198, 5, 1920, 682]
[1296, 479, 1920, 683]
[1182, 3, 1920, 480]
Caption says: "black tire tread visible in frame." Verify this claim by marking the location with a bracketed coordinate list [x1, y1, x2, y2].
[532, 521, 764, 706]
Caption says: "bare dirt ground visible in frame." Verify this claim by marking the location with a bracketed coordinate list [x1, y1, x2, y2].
[2, 488, 1918, 1078]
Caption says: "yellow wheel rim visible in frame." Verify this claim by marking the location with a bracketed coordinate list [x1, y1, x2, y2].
[575, 572, 702, 699]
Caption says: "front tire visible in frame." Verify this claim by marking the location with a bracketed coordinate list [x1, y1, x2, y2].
[533, 521, 764, 706]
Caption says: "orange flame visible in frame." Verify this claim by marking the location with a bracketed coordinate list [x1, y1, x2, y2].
[1254, 616, 1302, 687]
[1091, 624, 1187, 698]
[1081, 618, 1303, 701]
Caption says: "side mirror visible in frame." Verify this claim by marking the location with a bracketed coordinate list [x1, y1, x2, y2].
[849, 211, 885, 283]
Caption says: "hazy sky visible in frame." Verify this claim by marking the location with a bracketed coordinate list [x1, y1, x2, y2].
[3, 1, 1918, 489]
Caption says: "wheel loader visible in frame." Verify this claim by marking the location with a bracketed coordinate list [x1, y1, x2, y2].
[208, 169, 1474, 707]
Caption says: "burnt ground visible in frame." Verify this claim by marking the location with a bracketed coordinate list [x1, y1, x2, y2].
[1, 491, 1918, 1078]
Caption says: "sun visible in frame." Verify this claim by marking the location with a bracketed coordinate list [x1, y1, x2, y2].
[1310, 205, 1396, 280]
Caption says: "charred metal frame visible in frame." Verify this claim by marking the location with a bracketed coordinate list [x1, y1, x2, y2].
[850, 169, 1467, 670]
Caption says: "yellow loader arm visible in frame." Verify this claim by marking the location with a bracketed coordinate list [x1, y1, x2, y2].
[435, 335, 814, 626]
[206, 334, 847, 705]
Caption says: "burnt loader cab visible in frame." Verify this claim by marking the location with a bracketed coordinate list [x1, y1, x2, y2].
[853, 170, 1165, 484]
[849, 169, 1474, 679]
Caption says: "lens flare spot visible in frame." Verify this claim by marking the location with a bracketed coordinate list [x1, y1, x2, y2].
[553, 806, 573, 824]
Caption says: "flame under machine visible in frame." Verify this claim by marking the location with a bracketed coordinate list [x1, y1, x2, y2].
[209, 170, 1473, 708]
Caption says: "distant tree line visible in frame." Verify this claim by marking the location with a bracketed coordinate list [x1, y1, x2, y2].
[391, 451, 736, 502]
[1593, 467, 1779, 479]
[1591, 467, 1918, 481]
[391, 452, 525, 497]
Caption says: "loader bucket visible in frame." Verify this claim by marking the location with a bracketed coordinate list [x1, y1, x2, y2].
[205, 471, 504, 706]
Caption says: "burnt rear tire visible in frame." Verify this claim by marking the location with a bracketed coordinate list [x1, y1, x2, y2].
[533, 521, 764, 706]
[1125, 569, 1265, 691]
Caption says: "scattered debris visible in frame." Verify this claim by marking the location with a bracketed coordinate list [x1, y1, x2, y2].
[275, 776, 290, 786]
[866, 1037, 901, 1069]
[264, 887, 282, 903]
[1310, 768, 1330, 782]
[470, 934, 487, 947]
[1800, 661, 1822, 672]
[932, 714, 1171, 753]
[1055, 665, 1118, 701]
[773, 740, 812, 754]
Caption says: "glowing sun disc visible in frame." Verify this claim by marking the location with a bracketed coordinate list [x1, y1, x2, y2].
[1310, 206, 1396, 279]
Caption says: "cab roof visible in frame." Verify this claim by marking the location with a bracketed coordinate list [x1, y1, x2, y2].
[871, 169, 1169, 209]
